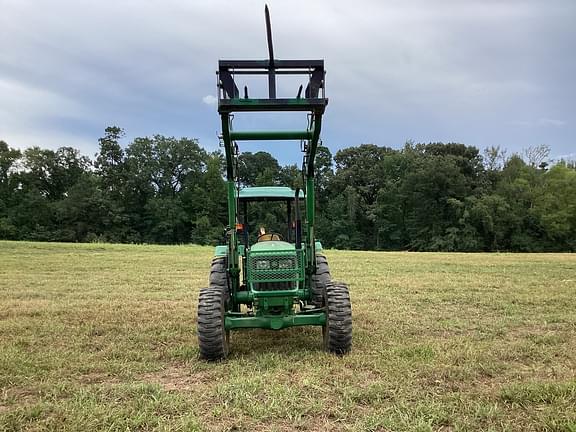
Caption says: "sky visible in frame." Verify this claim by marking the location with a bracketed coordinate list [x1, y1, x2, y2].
[1, 0, 575, 166]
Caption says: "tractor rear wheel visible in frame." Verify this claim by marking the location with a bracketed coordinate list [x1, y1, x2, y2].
[197, 286, 229, 361]
[311, 255, 331, 307]
[323, 281, 352, 355]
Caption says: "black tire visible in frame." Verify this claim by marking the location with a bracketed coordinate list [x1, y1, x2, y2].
[323, 281, 352, 355]
[311, 255, 331, 307]
[198, 257, 230, 361]
[209, 257, 227, 289]
[197, 286, 229, 361]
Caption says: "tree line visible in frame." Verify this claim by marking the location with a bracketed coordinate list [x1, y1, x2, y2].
[1, 126, 574, 251]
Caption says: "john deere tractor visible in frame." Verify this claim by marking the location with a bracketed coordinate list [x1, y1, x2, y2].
[197, 6, 352, 360]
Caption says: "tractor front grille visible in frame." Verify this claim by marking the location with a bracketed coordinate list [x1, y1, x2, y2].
[247, 250, 304, 287]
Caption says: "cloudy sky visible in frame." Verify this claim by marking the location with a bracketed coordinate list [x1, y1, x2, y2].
[1, 0, 574, 165]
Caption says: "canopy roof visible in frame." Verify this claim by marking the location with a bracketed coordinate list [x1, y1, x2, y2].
[239, 187, 304, 201]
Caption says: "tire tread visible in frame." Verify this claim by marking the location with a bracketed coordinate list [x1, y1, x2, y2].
[324, 281, 352, 355]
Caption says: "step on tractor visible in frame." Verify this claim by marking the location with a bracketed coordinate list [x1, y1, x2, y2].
[197, 6, 352, 360]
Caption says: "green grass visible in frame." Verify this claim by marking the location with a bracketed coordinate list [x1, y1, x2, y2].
[1, 241, 575, 431]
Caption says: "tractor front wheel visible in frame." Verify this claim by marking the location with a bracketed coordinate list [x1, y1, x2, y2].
[323, 281, 352, 355]
[311, 254, 331, 307]
[197, 287, 229, 361]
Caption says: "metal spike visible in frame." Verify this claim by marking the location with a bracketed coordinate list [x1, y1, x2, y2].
[265, 5, 276, 98]
[264, 5, 274, 66]
[297, 84, 303, 99]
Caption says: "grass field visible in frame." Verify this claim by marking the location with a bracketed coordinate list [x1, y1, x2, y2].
[0, 241, 575, 431]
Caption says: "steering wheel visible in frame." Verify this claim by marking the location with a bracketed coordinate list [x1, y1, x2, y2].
[257, 232, 284, 242]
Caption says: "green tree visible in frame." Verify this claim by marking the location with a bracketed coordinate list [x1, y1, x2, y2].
[0, 141, 22, 239]
[120, 135, 208, 243]
[20, 146, 90, 200]
[329, 144, 396, 249]
[95, 126, 126, 198]
[0, 141, 21, 186]
[238, 151, 281, 186]
[533, 163, 576, 250]
[188, 153, 227, 245]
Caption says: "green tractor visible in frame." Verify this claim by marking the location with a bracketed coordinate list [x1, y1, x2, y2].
[197, 6, 352, 360]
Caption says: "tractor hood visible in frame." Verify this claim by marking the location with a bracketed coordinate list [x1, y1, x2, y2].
[250, 241, 295, 253]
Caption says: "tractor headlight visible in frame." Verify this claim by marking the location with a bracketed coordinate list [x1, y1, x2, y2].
[255, 259, 271, 270]
[278, 259, 294, 269]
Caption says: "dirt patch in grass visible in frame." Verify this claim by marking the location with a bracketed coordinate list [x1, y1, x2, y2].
[139, 364, 212, 391]
[78, 372, 122, 385]
[202, 415, 348, 432]
[0, 387, 40, 415]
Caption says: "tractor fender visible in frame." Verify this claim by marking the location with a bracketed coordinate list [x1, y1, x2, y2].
[214, 245, 227, 257]
[213, 244, 246, 257]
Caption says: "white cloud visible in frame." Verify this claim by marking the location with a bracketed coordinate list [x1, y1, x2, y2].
[2, 130, 93, 153]
[0, 77, 88, 125]
[202, 95, 218, 106]
[0, 77, 95, 152]
[537, 118, 566, 127]
[507, 118, 567, 128]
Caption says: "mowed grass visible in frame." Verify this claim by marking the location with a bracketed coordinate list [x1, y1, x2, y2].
[0, 241, 575, 431]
